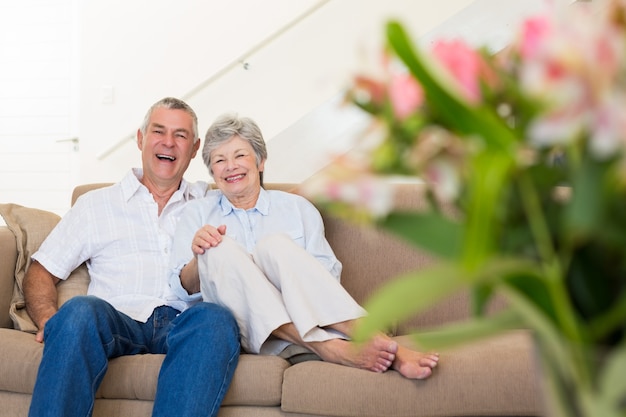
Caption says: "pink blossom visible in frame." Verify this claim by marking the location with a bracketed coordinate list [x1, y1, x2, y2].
[297, 155, 395, 219]
[520, 3, 626, 154]
[431, 39, 485, 103]
[588, 93, 626, 158]
[388, 72, 424, 120]
[519, 16, 551, 59]
[424, 159, 460, 203]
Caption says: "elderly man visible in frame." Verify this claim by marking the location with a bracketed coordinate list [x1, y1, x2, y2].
[23, 97, 240, 417]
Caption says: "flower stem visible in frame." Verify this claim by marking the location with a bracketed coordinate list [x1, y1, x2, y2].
[517, 172, 581, 336]
[518, 172, 592, 386]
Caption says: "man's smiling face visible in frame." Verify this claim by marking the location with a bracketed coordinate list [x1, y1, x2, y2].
[137, 107, 200, 189]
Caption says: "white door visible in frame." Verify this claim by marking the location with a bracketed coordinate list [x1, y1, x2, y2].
[0, 0, 80, 220]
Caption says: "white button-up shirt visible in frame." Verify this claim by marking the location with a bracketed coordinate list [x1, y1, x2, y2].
[33, 169, 210, 322]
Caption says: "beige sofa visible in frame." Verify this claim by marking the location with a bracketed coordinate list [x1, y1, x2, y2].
[0, 183, 543, 417]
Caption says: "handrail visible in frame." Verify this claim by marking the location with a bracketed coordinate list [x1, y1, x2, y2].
[97, 0, 332, 160]
[56, 137, 80, 151]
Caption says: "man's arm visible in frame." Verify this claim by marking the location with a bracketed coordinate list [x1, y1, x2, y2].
[23, 260, 61, 343]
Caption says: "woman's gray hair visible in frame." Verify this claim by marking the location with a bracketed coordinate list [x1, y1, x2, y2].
[140, 97, 199, 142]
[202, 113, 268, 184]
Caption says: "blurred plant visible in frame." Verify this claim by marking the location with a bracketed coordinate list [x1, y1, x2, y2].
[300, 1, 626, 416]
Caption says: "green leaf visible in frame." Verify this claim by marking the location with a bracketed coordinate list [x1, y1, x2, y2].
[500, 284, 580, 385]
[354, 262, 466, 343]
[379, 211, 462, 259]
[502, 270, 559, 325]
[462, 151, 514, 269]
[598, 341, 626, 410]
[566, 156, 608, 240]
[471, 284, 494, 316]
[407, 309, 523, 350]
[353, 257, 540, 343]
[589, 291, 626, 342]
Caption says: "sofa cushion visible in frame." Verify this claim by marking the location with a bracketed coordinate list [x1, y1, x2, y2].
[0, 204, 90, 332]
[0, 327, 288, 407]
[281, 330, 542, 417]
[98, 354, 289, 406]
[0, 329, 42, 393]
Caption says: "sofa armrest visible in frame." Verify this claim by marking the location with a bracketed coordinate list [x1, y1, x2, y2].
[0, 227, 17, 329]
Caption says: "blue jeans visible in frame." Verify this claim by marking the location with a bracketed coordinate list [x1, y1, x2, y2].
[28, 296, 240, 417]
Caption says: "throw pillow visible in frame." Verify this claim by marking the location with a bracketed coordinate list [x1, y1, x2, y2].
[0, 203, 90, 332]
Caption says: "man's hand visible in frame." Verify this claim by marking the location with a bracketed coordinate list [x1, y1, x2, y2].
[35, 323, 47, 343]
[191, 224, 227, 255]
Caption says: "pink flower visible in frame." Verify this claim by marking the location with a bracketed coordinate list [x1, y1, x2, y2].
[388, 72, 424, 120]
[519, 4, 626, 154]
[298, 155, 395, 219]
[588, 93, 626, 158]
[519, 16, 552, 59]
[431, 39, 486, 103]
[424, 158, 460, 204]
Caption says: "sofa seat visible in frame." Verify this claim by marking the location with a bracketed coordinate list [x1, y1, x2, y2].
[0, 326, 540, 417]
[0, 327, 289, 406]
[282, 331, 540, 417]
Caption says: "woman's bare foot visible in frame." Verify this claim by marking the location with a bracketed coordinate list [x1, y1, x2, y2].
[391, 345, 439, 379]
[310, 333, 398, 373]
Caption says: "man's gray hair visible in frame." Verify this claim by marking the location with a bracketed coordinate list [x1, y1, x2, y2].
[140, 97, 199, 142]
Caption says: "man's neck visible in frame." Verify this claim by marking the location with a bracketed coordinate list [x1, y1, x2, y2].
[142, 178, 181, 215]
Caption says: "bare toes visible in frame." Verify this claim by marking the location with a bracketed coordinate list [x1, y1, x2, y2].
[391, 346, 440, 379]
[419, 355, 439, 368]
[414, 367, 433, 380]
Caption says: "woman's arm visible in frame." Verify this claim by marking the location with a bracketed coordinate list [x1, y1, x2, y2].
[178, 224, 227, 295]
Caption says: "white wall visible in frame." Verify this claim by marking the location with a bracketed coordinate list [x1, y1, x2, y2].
[1, 0, 573, 222]
[0, 0, 80, 217]
[78, 0, 476, 184]
[80, 0, 576, 185]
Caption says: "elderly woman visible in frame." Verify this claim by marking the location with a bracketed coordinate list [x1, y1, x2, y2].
[169, 114, 439, 378]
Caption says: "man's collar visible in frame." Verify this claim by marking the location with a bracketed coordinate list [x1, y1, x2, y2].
[122, 168, 210, 202]
[120, 169, 144, 202]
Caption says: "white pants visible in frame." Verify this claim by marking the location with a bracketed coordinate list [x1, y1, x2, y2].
[197, 234, 367, 354]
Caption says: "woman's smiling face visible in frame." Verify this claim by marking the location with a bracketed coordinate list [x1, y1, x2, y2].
[210, 135, 265, 208]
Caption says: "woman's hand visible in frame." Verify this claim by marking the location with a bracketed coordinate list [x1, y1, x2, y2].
[192, 224, 227, 255]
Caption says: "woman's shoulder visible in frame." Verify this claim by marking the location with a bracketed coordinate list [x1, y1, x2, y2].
[266, 189, 309, 203]
[266, 189, 319, 212]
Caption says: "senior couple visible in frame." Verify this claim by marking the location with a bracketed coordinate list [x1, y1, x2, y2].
[24, 97, 439, 417]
